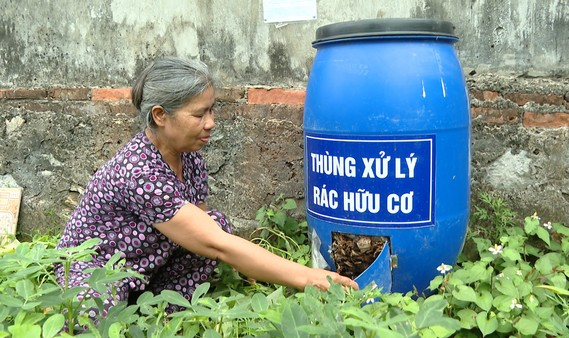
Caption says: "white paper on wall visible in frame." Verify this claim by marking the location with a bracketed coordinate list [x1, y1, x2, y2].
[263, 0, 317, 23]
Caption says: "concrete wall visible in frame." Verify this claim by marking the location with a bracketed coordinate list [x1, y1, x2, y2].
[1, 0, 568, 239]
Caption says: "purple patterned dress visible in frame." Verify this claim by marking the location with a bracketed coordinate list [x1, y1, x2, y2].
[55, 131, 232, 318]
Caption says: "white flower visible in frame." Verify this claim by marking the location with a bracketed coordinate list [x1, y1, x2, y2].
[529, 295, 536, 303]
[542, 221, 553, 230]
[436, 263, 453, 274]
[516, 269, 523, 276]
[510, 298, 523, 310]
[531, 212, 540, 221]
[488, 244, 503, 255]
[496, 273, 505, 279]
[365, 298, 376, 304]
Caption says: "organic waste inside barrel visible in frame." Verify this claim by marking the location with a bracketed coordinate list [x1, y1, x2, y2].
[331, 233, 388, 280]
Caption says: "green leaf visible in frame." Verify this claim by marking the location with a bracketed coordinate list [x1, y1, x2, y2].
[553, 222, 569, 235]
[21, 301, 42, 310]
[271, 211, 287, 227]
[535, 253, 564, 275]
[190, 282, 210, 306]
[524, 217, 539, 234]
[9, 324, 41, 338]
[128, 324, 145, 338]
[115, 305, 140, 324]
[456, 308, 477, 329]
[255, 207, 266, 221]
[77, 237, 102, 250]
[401, 299, 420, 313]
[451, 262, 491, 284]
[281, 302, 309, 338]
[95, 271, 141, 284]
[42, 314, 65, 338]
[548, 273, 567, 289]
[561, 238, 569, 254]
[29, 243, 48, 261]
[475, 311, 498, 337]
[0, 294, 24, 307]
[492, 295, 513, 312]
[495, 317, 513, 334]
[15, 279, 36, 300]
[341, 306, 377, 324]
[452, 285, 477, 302]
[535, 226, 551, 246]
[343, 318, 386, 332]
[202, 329, 222, 338]
[108, 322, 123, 338]
[259, 308, 282, 328]
[251, 293, 269, 312]
[536, 284, 569, 296]
[346, 317, 407, 337]
[135, 291, 156, 305]
[428, 275, 443, 290]
[296, 324, 337, 335]
[105, 252, 124, 268]
[425, 325, 457, 338]
[388, 315, 415, 337]
[414, 296, 460, 331]
[501, 247, 522, 262]
[161, 290, 191, 308]
[281, 199, 297, 210]
[494, 278, 518, 298]
[59, 287, 88, 304]
[12, 266, 44, 278]
[513, 315, 539, 336]
[475, 289, 493, 311]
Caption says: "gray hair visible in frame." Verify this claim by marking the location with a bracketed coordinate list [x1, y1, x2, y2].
[131, 56, 214, 129]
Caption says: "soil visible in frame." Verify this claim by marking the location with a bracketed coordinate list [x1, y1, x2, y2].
[331, 233, 388, 280]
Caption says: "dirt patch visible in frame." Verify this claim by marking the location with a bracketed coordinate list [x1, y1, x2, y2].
[331, 233, 388, 280]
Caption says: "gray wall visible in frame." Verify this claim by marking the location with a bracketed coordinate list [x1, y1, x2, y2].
[1, 0, 568, 238]
[3, 0, 569, 87]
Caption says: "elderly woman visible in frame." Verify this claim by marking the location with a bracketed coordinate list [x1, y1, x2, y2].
[55, 56, 357, 318]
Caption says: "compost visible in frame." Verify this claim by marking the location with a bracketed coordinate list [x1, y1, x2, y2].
[331, 233, 388, 280]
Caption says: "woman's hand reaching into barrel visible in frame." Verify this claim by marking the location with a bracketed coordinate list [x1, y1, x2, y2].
[155, 203, 359, 292]
[304, 267, 359, 291]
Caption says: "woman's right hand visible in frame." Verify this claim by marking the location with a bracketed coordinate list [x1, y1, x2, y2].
[304, 268, 359, 291]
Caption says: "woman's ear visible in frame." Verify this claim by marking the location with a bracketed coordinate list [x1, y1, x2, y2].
[151, 105, 168, 127]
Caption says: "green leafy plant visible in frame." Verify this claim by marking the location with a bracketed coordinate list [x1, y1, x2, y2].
[470, 192, 518, 243]
[1, 195, 568, 337]
[251, 194, 310, 266]
[430, 213, 569, 337]
[0, 236, 144, 337]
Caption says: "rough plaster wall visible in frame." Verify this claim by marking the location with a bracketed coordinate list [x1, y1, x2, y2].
[2, 0, 569, 88]
[469, 74, 569, 224]
[473, 125, 569, 223]
[0, 103, 137, 236]
[203, 103, 306, 236]
[453, 0, 569, 76]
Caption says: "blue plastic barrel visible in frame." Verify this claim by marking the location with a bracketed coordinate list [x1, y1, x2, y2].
[304, 18, 470, 294]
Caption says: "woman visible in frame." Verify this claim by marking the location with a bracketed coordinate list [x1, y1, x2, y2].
[55, 56, 358, 318]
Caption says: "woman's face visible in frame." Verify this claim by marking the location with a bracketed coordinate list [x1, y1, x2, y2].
[162, 86, 216, 153]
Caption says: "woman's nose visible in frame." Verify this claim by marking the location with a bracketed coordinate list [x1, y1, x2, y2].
[204, 112, 215, 129]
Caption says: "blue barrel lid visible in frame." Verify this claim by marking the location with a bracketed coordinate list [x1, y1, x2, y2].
[314, 18, 456, 44]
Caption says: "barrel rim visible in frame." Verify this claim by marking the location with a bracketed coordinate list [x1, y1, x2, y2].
[314, 18, 457, 44]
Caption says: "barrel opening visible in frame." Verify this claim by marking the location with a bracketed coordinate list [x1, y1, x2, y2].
[331, 232, 390, 280]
